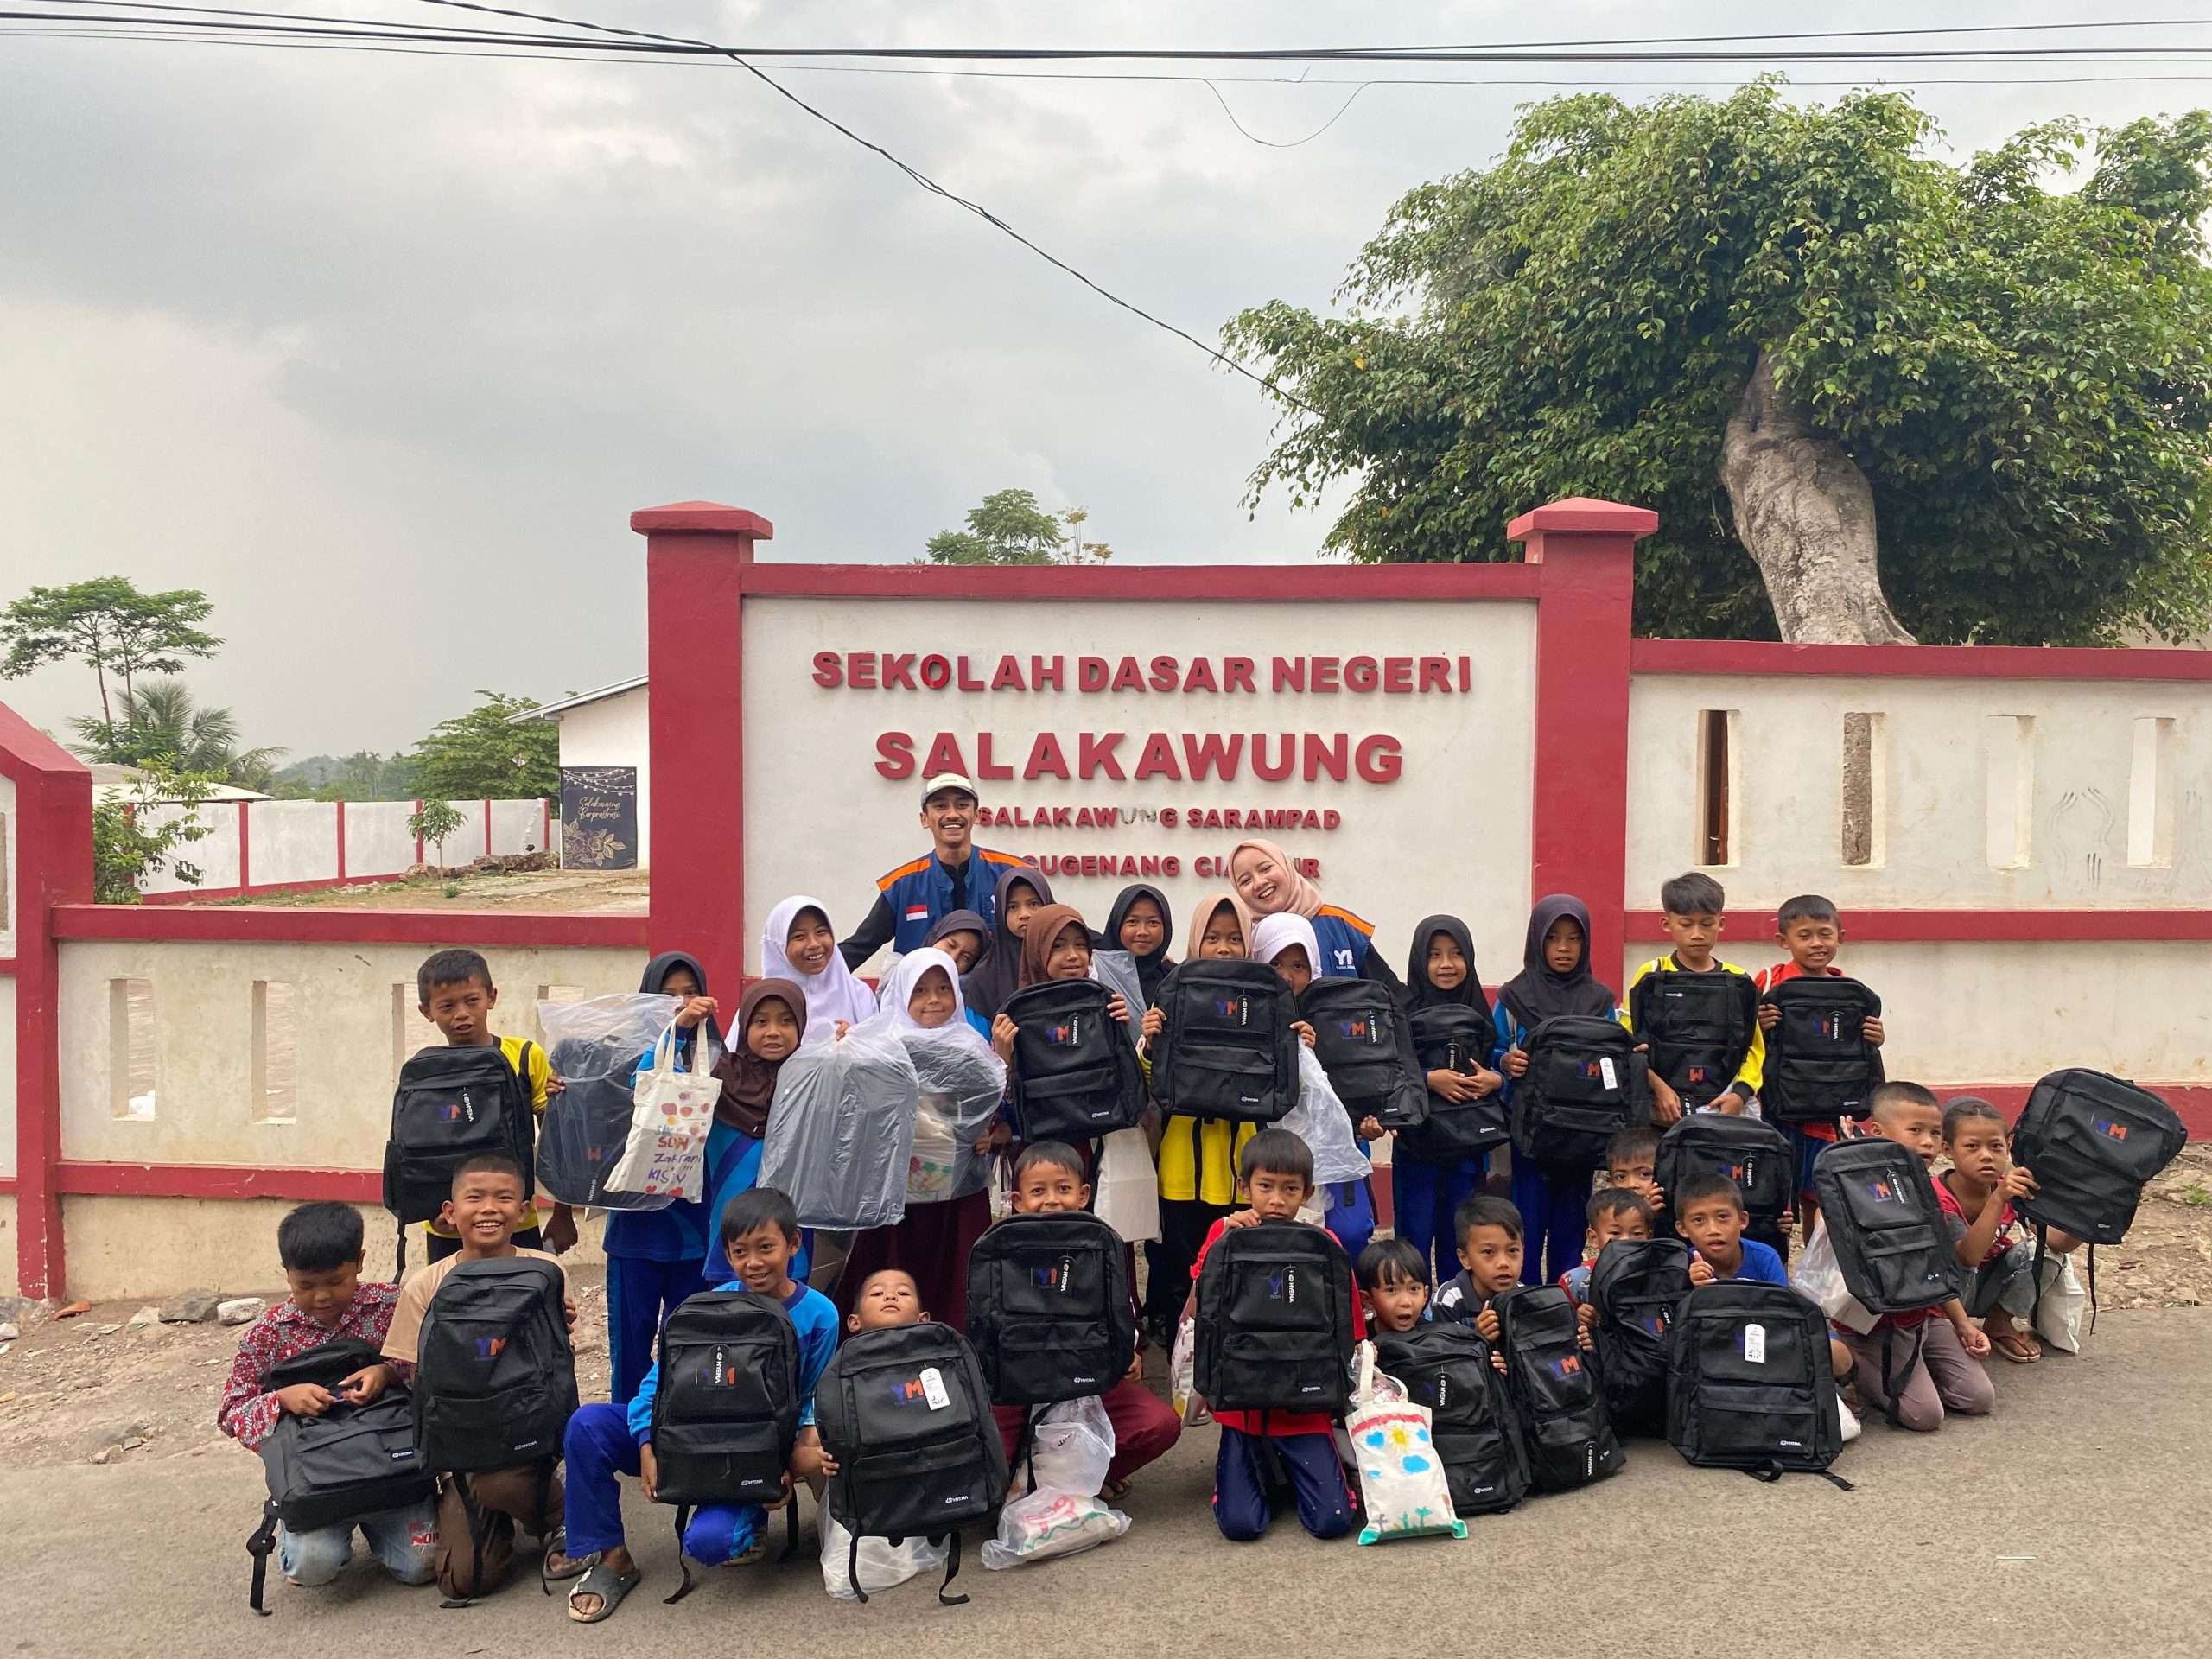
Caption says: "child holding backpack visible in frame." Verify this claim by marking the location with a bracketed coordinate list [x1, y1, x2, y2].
[1395, 915, 1505, 1280]
[1753, 894, 1887, 1229]
[1623, 873, 1764, 1124]
[1494, 896, 1622, 1286]
[1187, 1128, 1363, 1543]
[380, 1153, 578, 1599]
[219, 1202, 438, 1596]
[988, 904, 1136, 1061]
[1432, 1194, 1527, 1334]
[1937, 1096, 2082, 1363]
[1563, 1187, 1657, 1320]
[1254, 912, 1376, 1262]
[560, 1188, 839, 1622]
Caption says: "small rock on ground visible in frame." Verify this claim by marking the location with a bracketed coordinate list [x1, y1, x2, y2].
[158, 1290, 220, 1325]
[79, 1324, 123, 1339]
[125, 1306, 162, 1332]
[215, 1298, 265, 1327]
[0, 1322, 19, 1343]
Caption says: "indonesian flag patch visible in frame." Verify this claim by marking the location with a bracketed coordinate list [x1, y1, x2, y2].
[905, 904, 930, 921]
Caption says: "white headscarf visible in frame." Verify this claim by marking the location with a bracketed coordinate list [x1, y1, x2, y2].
[1251, 912, 1323, 973]
[762, 895, 878, 1030]
[877, 947, 971, 1035]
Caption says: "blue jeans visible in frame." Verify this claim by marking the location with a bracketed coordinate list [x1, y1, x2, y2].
[279, 1497, 441, 1586]
[1511, 1158, 1594, 1286]
[1391, 1153, 1484, 1281]
[563, 1402, 762, 1564]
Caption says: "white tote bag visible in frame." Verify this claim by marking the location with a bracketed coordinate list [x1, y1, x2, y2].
[604, 1026, 717, 1202]
[1093, 1127, 1161, 1243]
[1345, 1343, 1463, 1545]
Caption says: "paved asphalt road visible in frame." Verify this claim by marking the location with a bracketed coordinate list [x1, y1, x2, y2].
[7, 1309, 2207, 1658]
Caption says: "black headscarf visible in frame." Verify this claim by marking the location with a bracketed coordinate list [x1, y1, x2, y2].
[1497, 894, 1615, 1033]
[926, 907, 992, 975]
[1102, 883, 1176, 1007]
[1406, 913, 1493, 1018]
[961, 863, 1054, 1020]
[639, 950, 724, 1049]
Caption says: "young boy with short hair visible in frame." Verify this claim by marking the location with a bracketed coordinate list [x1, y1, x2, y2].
[988, 1141, 1181, 1498]
[1356, 1236, 1433, 1335]
[557, 1187, 839, 1622]
[380, 1153, 575, 1599]
[1937, 1096, 2082, 1364]
[412, 948, 575, 1260]
[1832, 1083, 1994, 1432]
[1753, 895, 1887, 1227]
[1605, 1127, 1665, 1217]
[218, 1201, 439, 1592]
[1563, 1187, 1657, 1310]
[1675, 1173, 1788, 1287]
[1624, 873, 1764, 1123]
[1431, 1194, 1526, 1329]
[1188, 1128, 1362, 1542]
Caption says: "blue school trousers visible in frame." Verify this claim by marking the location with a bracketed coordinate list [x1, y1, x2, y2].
[1212, 1427, 1356, 1542]
[562, 1404, 760, 1564]
[1328, 1179, 1376, 1267]
[606, 1256, 711, 1405]
[1512, 1158, 1593, 1287]
[1391, 1154, 1484, 1281]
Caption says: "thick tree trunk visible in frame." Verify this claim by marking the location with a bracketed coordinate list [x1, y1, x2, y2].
[1719, 351, 1916, 645]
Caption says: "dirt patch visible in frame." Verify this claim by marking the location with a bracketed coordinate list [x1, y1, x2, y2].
[0, 1268, 613, 1471]
[2095, 1141, 2212, 1310]
[201, 868, 648, 913]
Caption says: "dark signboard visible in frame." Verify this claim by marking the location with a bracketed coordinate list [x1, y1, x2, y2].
[560, 766, 639, 870]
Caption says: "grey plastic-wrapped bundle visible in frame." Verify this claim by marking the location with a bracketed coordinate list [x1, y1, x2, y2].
[901, 1027, 1006, 1204]
[759, 1013, 920, 1230]
[536, 994, 685, 1210]
[1090, 950, 1146, 1016]
[1281, 1046, 1374, 1188]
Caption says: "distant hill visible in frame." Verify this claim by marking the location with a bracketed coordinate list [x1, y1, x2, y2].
[268, 751, 417, 800]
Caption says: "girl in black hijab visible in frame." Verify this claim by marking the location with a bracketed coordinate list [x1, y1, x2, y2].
[1102, 882, 1175, 1007]
[1394, 915, 1506, 1278]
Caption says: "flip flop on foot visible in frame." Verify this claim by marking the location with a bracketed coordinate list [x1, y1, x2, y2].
[1989, 1327, 2042, 1363]
[542, 1528, 596, 1582]
[567, 1562, 643, 1624]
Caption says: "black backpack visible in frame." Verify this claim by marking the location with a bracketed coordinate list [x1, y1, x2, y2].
[1494, 1286, 1624, 1491]
[383, 1041, 537, 1266]
[813, 1322, 1008, 1605]
[1809, 1138, 1961, 1425]
[412, 1255, 577, 1596]
[1667, 1282, 1847, 1482]
[1373, 1324, 1529, 1515]
[1656, 1114, 1795, 1226]
[1003, 980, 1147, 1144]
[1194, 1220, 1356, 1415]
[966, 1211, 1135, 1407]
[1758, 977, 1884, 1124]
[1300, 978, 1428, 1132]
[1147, 959, 1300, 1125]
[245, 1337, 433, 1614]
[2012, 1069, 2185, 1248]
[1396, 1005, 1509, 1160]
[1588, 1237, 1692, 1438]
[1629, 968, 1756, 1109]
[648, 1290, 803, 1602]
[1512, 1016, 1649, 1166]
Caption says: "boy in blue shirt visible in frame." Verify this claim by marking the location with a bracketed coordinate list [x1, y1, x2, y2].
[559, 1188, 837, 1622]
[1675, 1173, 1788, 1286]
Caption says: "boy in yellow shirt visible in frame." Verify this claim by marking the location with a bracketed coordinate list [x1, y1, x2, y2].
[1623, 873, 1764, 1123]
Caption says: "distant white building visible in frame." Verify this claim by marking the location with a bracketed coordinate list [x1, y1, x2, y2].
[516, 676, 649, 870]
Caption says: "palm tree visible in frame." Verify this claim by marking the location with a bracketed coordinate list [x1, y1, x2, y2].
[73, 677, 286, 789]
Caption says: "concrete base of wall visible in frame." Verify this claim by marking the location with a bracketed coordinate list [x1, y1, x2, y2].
[0, 1197, 16, 1300]
[57, 1196, 608, 1301]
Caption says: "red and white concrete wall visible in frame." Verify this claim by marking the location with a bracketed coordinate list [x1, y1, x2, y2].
[132, 795, 556, 901]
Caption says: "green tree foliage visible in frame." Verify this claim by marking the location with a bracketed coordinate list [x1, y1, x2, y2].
[407, 798, 467, 869]
[269, 751, 419, 801]
[72, 677, 286, 791]
[410, 690, 559, 799]
[925, 488, 1113, 566]
[1224, 84, 2212, 645]
[91, 760, 219, 903]
[0, 576, 220, 733]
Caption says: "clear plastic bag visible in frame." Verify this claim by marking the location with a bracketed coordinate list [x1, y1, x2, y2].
[1346, 1342, 1463, 1544]
[899, 1026, 1005, 1204]
[1093, 1127, 1160, 1243]
[1792, 1220, 1877, 1335]
[1168, 1315, 1210, 1426]
[982, 1397, 1129, 1569]
[759, 1012, 919, 1230]
[2035, 1254, 2086, 1355]
[1281, 1046, 1374, 1187]
[1091, 950, 1147, 1015]
[536, 994, 683, 1210]
[819, 1514, 947, 1599]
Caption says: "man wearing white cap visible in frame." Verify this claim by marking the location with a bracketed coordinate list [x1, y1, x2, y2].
[837, 772, 1029, 969]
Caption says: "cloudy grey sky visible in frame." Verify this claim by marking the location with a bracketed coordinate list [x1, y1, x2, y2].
[3, 1, 2205, 755]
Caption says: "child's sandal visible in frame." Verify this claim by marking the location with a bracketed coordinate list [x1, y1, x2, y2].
[566, 1563, 642, 1623]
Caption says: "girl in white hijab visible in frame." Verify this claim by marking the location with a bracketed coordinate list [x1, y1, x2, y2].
[761, 895, 878, 1032]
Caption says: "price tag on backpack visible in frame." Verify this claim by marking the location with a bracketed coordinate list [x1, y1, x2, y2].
[1742, 1323, 1767, 1365]
[1599, 1056, 1618, 1091]
[918, 1366, 950, 1411]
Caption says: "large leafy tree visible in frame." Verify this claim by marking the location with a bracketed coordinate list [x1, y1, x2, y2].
[1224, 84, 2212, 644]
[0, 576, 221, 731]
[73, 677, 286, 791]
[925, 487, 1112, 566]
[411, 690, 559, 798]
